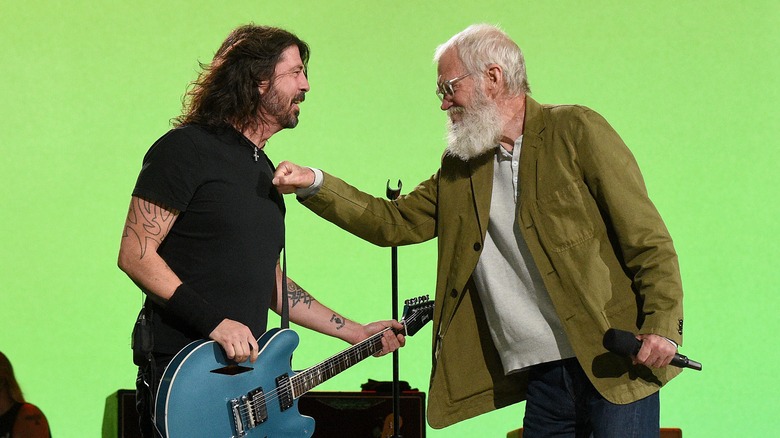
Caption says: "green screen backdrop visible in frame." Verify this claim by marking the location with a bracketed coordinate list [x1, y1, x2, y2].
[1, 1, 777, 436]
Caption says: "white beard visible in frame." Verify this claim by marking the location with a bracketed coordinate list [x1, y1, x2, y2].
[444, 91, 503, 161]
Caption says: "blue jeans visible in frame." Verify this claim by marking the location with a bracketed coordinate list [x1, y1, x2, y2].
[522, 358, 660, 438]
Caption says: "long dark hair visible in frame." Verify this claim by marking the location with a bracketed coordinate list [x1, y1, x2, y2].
[0, 351, 25, 403]
[175, 24, 310, 134]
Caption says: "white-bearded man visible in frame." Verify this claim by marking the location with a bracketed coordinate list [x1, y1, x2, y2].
[273, 24, 684, 438]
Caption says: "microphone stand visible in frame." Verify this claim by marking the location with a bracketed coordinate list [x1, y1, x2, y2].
[386, 179, 403, 438]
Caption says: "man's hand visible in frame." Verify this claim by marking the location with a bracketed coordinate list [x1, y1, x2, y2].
[272, 160, 315, 194]
[209, 319, 259, 363]
[633, 333, 677, 368]
[357, 320, 406, 357]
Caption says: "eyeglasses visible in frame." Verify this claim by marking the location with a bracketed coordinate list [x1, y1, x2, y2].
[436, 73, 471, 101]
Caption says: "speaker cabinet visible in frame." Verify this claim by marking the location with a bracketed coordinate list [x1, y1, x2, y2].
[101, 389, 426, 437]
[298, 391, 426, 437]
[102, 390, 141, 438]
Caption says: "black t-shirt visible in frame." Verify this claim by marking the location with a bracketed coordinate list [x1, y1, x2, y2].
[0, 402, 22, 438]
[0, 402, 50, 438]
[133, 124, 285, 354]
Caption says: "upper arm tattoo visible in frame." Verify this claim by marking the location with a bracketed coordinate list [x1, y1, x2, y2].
[122, 197, 178, 259]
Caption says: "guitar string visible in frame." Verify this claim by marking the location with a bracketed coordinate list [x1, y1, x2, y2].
[231, 329, 389, 427]
[233, 335, 384, 425]
[229, 305, 429, 429]
[240, 330, 386, 406]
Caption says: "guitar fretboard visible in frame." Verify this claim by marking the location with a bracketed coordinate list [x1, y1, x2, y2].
[290, 327, 393, 398]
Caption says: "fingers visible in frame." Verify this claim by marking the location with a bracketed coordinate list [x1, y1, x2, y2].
[383, 329, 406, 352]
[249, 337, 260, 363]
[231, 342, 250, 363]
[272, 161, 314, 193]
[386, 322, 406, 349]
[271, 161, 296, 187]
[209, 319, 258, 363]
[372, 321, 406, 356]
[271, 161, 293, 186]
[634, 334, 676, 368]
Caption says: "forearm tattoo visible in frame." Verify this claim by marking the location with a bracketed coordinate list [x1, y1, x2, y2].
[287, 278, 315, 309]
[330, 314, 346, 330]
[122, 197, 176, 259]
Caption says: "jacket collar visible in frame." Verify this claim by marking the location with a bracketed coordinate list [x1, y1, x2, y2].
[519, 95, 544, 204]
[467, 151, 493, 241]
[523, 95, 546, 140]
[467, 94, 545, 236]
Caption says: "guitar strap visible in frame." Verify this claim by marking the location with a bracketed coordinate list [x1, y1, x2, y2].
[268, 153, 289, 330]
[281, 245, 289, 329]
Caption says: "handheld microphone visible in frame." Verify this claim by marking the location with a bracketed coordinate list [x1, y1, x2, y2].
[603, 328, 702, 371]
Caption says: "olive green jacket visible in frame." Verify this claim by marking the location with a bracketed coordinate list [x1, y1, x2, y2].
[301, 96, 683, 429]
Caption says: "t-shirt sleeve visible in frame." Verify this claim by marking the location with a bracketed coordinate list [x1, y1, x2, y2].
[132, 128, 202, 212]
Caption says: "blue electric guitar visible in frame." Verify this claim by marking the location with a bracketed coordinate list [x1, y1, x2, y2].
[154, 296, 434, 437]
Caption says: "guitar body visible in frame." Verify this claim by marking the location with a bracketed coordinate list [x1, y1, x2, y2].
[153, 296, 433, 438]
[155, 328, 314, 438]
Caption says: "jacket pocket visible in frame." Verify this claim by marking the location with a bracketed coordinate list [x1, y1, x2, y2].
[536, 180, 596, 252]
[600, 295, 640, 331]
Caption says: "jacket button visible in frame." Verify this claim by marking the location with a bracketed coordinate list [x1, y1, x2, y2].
[450, 289, 458, 298]
[473, 242, 481, 251]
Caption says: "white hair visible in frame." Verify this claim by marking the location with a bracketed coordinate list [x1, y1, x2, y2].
[434, 24, 530, 95]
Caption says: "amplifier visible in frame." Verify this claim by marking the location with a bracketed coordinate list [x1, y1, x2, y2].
[101, 390, 141, 438]
[102, 389, 426, 437]
[298, 391, 426, 438]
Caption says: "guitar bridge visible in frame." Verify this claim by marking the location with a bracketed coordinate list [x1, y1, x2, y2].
[229, 397, 248, 437]
[229, 386, 267, 437]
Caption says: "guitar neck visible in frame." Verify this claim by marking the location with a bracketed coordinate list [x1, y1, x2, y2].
[289, 327, 395, 398]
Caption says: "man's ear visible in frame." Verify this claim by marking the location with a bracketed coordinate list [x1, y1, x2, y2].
[485, 63, 503, 96]
[258, 80, 270, 94]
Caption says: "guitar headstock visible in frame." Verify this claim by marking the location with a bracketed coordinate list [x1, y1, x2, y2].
[401, 295, 434, 337]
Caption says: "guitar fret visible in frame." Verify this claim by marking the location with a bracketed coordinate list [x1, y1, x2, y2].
[290, 304, 432, 398]
[292, 330, 388, 397]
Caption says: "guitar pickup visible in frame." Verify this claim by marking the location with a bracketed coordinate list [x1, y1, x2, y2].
[228, 386, 267, 436]
[275, 373, 293, 411]
[248, 387, 268, 425]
